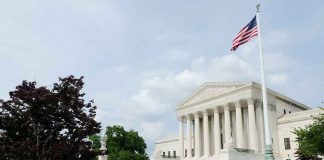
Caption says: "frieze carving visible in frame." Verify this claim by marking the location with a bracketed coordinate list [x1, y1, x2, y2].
[183, 85, 244, 106]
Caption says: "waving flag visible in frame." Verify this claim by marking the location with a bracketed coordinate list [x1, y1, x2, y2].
[230, 16, 258, 51]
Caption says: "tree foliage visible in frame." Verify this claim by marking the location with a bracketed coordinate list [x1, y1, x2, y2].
[295, 148, 321, 160]
[89, 134, 101, 153]
[89, 134, 102, 160]
[105, 125, 149, 160]
[0, 75, 101, 160]
[294, 112, 324, 159]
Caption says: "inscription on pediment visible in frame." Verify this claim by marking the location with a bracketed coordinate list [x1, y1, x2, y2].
[183, 85, 244, 106]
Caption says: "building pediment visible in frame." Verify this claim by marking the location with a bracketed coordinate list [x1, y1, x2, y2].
[177, 82, 250, 108]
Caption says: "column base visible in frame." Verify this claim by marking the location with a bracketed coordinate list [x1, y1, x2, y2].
[211, 154, 220, 160]
[264, 145, 275, 160]
[201, 155, 211, 159]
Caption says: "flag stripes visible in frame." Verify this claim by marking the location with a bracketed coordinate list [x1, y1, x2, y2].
[231, 16, 258, 51]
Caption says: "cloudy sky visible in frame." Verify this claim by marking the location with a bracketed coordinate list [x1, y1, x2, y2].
[0, 0, 323, 156]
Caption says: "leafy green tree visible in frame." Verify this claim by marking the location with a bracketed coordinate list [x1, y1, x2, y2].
[0, 75, 101, 160]
[105, 125, 149, 160]
[90, 134, 101, 153]
[294, 112, 324, 159]
[295, 148, 321, 160]
[89, 134, 102, 160]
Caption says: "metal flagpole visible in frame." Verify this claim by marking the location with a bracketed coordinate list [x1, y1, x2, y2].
[255, 4, 275, 160]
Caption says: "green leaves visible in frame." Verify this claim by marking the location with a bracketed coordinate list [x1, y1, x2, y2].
[294, 113, 324, 159]
[105, 125, 149, 160]
[89, 134, 101, 152]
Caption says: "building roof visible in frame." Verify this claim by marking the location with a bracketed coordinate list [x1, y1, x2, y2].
[155, 134, 179, 144]
[278, 107, 324, 124]
[176, 81, 310, 110]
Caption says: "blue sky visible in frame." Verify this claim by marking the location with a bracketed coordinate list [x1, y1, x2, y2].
[0, 0, 323, 156]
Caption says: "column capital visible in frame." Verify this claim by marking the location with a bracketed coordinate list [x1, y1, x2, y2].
[177, 116, 185, 122]
[235, 101, 242, 108]
[185, 114, 192, 120]
[194, 111, 201, 117]
[224, 105, 230, 111]
[254, 98, 262, 106]
[213, 107, 220, 113]
[246, 97, 256, 105]
[202, 109, 209, 115]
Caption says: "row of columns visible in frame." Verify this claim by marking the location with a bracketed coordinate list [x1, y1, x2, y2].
[178, 98, 262, 159]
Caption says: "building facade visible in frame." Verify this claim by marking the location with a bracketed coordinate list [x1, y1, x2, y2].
[152, 82, 322, 160]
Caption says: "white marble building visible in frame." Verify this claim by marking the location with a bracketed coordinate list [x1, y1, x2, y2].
[152, 82, 323, 160]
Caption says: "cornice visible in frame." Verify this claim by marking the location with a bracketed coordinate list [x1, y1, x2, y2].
[155, 136, 181, 144]
[176, 82, 253, 108]
[250, 83, 310, 110]
[175, 81, 310, 112]
[176, 83, 252, 111]
[278, 108, 324, 124]
[277, 116, 314, 124]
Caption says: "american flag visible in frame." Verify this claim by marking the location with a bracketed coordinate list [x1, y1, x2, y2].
[231, 16, 258, 51]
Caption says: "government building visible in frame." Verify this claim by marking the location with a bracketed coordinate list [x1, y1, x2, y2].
[152, 82, 323, 160]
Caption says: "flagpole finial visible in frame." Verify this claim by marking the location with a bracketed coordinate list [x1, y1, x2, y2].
[256, 4, 261, 12]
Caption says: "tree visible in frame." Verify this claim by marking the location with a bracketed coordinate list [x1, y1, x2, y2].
[89, 134, 101, 153]
[295, 148, 321, 160]
[105, 125, 149, 160]
[294, 112, 324, 159]
[89, 134, 102, 160]
[0, 75, 101, 160]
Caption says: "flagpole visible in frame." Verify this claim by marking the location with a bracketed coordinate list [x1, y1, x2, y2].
[256, 4, 274, 160]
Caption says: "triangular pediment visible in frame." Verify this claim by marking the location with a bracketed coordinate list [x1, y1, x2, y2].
[177, 82, 250, 107]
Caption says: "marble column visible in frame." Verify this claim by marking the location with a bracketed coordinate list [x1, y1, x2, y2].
[194, 112, 201, 158]
[214, 107, 221, 158]
[256, 101, 265, 152]
[203, 110, 210, 157]
[247, 98, 258, 150]
[186, 115, 192, 158]
[224, 105, 231, 149]
[235, 101, 244, 148]
[179, 117, 184, 159]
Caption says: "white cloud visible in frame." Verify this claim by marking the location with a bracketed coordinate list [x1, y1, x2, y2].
[111, 65, 130, 73]
[140, 121, 165, 142]
[269, 73, 288, 85]
[123, 52, 260, 120]
[130, 89, 168, 116]
[190, 56, 206, 70]
[94, 50, 267, 139]
[119, 39, 293, 137]
[63, 0, 106, 14]
[159, 49, 191, 62]
[0, 1, 322, 157]
[264, 31, 290, 48]
[264, 53, 291, 72]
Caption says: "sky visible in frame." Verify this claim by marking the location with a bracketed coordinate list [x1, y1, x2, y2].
[0, 0, 323, 156]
